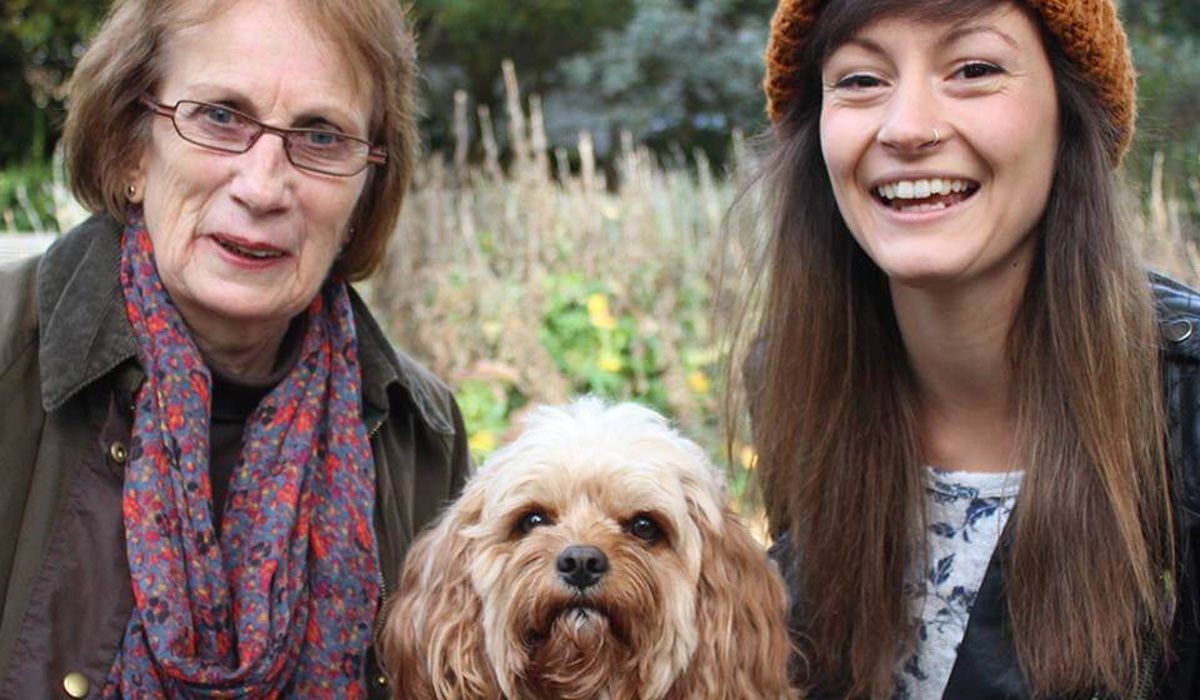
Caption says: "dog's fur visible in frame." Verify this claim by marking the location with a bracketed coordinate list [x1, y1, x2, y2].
[381, 399, 796, 699]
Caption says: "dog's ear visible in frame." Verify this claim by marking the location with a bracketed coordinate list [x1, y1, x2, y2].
[679, 504, 798, 700]
[378, 486, 502, 700]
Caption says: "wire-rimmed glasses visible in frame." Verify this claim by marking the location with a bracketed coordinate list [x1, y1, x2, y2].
[140, 95, 386, 177]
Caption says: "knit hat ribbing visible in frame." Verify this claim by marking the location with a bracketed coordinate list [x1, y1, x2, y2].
[763, 0, 1137, 164]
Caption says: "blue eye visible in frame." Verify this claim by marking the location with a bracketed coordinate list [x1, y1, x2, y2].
[200, 105, 237, 126]
[306, 131, 341, 147]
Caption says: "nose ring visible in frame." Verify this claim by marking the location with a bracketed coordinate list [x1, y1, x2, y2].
[925, 127, 941, 148]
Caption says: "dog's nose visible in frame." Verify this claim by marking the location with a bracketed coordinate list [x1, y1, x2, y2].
[556, 544, 609, 589]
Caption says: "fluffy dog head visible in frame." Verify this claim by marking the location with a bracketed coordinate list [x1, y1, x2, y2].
[381, 399, 795, 700]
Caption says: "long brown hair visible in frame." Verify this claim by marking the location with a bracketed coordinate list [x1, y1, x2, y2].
[744, 0, 1174, 696]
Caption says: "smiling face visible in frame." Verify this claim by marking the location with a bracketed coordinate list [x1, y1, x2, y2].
[130, 0, 373, 344]
[819, 1, 1059, 293]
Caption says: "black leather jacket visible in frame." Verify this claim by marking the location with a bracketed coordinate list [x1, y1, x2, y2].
[769, 275, 1200, 700]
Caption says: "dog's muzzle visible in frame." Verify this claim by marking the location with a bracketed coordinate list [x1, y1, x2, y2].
[556, 544, 608, 590]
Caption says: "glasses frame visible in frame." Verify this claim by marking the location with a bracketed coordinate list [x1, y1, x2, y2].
[139, 94, 386, 177]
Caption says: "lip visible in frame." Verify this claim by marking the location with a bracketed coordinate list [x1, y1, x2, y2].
[870, 182, 980, 222]
[205, 232, 291, 270]
[866, 170, 981, 219]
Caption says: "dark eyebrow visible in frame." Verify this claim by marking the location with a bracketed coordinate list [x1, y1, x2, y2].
[183, 84, 255, 112]
[941, 23, 1020, 50]
[828, 20, 1020, 64]
[293, 112, 348, 133]
[829, 35, 888, 61]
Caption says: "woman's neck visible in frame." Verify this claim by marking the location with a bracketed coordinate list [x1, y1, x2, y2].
[186, 314, 291, 382]
[891, 270, 1029, 473]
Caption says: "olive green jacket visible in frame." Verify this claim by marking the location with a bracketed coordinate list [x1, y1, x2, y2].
[0, 215, 470, 699]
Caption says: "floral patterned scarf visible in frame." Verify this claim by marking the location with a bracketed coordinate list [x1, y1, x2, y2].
[104, 212, 380, 698]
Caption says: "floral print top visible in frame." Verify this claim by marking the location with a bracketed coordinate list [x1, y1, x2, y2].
[893, 467, 1023, 700]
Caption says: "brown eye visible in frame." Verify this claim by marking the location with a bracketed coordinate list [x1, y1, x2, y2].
[628, 515, 663, 544]
[517, 511, 552, 535]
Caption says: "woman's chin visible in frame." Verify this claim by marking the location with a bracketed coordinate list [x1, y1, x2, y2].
[873, 259, 973, 291]
[172, 283, 309, 339]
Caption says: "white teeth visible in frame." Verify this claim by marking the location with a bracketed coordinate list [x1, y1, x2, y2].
[875, 178, 972, 200]
[219, 239, 283, 259]
[897, 201, 949, 213]
[242, 248, 280, 259]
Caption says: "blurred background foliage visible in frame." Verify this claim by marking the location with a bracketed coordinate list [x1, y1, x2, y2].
[2, 0, 1198, 508]
[414, 0, 775, 165]
[3, 0, 1197, 224]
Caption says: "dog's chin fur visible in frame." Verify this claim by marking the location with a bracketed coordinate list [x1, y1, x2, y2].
[521, 606, 628, 700]
[381, 399, 797, 700]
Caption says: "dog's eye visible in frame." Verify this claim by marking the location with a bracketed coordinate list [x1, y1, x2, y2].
[517, 511, 552, 534]
[627, 515, 663, 544]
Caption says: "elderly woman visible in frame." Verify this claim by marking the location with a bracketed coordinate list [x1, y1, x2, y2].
[0, 0, 468, 697]
[747, 0, 1200, 698]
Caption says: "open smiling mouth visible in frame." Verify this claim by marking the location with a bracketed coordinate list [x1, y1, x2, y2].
[211, 234, 286, 261]
[874, 178, 980, 213]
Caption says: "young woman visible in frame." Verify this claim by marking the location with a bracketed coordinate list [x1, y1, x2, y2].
[748, 0, 1200, 698]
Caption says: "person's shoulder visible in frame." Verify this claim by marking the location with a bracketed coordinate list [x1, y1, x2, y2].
[347, 287, 459, 437]
[0, 253, 41, 380]
[1152, 272, 1200, 364]
[387, 341, 460, 435]
[0, 216, 116, 381]
[36, 214, 121, 303]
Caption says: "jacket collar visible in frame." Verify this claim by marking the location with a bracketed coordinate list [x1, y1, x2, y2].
[37, 215, 137, 412]
[37, 214, 452, 434]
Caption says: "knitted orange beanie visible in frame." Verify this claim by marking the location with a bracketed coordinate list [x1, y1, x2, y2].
[763, 0, 1137, 164]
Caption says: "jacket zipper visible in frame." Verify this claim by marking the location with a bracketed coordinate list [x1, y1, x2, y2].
[367, 411, 390, 646]
[372, 569, 389, 643]
[1130, 641, 1160, 700]
[367, 414, 387, 439]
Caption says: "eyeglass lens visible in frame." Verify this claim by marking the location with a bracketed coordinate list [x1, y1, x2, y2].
[172, 101, 371, 176]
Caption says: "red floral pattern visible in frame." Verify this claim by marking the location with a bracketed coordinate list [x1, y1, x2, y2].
[103, 211, 380, 698]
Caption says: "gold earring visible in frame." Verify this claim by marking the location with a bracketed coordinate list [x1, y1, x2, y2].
[127, 184, 136, 197]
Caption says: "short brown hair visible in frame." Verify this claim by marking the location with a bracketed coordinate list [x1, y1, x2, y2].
[62, 0, 419, 281]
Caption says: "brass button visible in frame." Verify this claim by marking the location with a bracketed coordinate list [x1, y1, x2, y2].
[1165, 319, 1194, 344]
[109, 441, 128, 465]
[62, 671, 89, 698]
